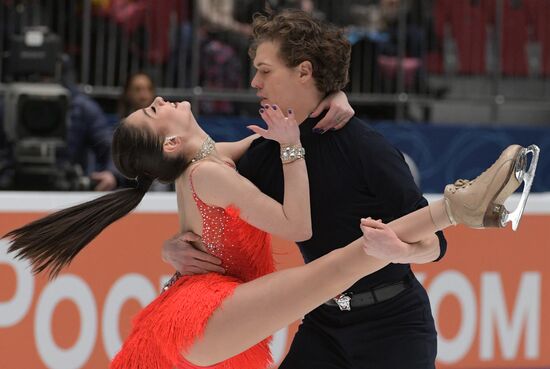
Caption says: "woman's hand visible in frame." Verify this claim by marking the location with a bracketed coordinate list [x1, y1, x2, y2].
[248, 104, 300, 145]
[311, 91, 355, 133]
[360, 217, 411, 263]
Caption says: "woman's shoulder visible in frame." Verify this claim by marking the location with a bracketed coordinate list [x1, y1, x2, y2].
[189, 159, 252, 209]
[189, 159, 237, 181]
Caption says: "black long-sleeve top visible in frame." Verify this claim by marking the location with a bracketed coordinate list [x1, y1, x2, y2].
[237, 115, 447, 292]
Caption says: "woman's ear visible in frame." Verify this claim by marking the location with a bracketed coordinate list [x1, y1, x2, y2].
[163, 135, 182, 154]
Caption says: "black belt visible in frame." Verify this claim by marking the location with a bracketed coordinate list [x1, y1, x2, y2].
[324, 280, 410, 311]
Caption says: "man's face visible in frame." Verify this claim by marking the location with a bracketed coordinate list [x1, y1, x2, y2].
[251, 41, 301, 114]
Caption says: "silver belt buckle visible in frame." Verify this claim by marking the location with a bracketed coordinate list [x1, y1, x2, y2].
[333, 293, 352, 311]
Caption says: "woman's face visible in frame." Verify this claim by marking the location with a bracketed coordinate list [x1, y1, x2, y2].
[125, 96, 193, 138]
[127, 74, 155, 110]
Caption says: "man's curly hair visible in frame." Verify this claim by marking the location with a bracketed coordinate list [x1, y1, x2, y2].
[249, 9, 351, 95]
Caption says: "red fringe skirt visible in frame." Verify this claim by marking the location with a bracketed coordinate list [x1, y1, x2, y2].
[110, 273, 272, 369]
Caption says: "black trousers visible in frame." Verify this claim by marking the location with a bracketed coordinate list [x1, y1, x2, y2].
[279, 274, 437, 369]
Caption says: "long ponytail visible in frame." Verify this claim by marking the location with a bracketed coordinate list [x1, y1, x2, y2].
[4, 185, 149, 278]
[3, 120, 185, 278]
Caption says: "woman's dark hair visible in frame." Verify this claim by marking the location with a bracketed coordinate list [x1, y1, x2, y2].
[3, 121, 187, 278]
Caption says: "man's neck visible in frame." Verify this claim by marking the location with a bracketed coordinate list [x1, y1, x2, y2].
[294, 92, 324, 125]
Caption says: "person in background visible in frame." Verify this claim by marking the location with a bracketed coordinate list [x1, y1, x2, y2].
[118, 71, 175, 191]
[61, 55, 119, 191]
[0, 78, 119, 191]
[118, 72, 156, 119]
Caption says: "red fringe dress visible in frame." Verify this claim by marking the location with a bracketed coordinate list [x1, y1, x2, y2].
[110, 167, 275, 369]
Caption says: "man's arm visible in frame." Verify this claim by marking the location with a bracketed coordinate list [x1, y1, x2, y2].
[357, 131, 447, 262]
[162, 232, 225, 275]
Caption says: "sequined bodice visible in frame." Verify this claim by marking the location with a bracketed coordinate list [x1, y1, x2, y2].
[189, 165, 275, 282]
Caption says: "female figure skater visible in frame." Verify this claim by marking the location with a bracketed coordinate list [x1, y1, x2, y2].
[4, 95, 536, 369]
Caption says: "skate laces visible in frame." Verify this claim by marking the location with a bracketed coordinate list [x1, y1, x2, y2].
[449, 178, 474, 193]
[453, 179, 473, 187]
[452, 165, 491, 192]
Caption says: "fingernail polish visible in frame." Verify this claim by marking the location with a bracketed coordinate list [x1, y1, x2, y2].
[259, 108, 265, 114]
[312, 128, 324, 134]
[272, 105, 277, 110]
[288, 108, 293, 114]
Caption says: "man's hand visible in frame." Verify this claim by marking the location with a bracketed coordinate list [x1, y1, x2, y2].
[311, 91, 355, 133]
[91, 171, 117, 191]
[162, 232, 225, 275]
[360, 218, 411, 263]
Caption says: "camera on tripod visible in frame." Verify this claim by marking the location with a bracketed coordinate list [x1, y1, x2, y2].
[2, 27, 95, 191]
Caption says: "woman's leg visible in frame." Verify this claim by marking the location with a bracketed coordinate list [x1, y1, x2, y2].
[186, 144, 534, 365]
[186, 202, 449, 365]
[186, 203, 447, 366]
[185, 240, 386, 366]
[387, 199, 448, 243]
[391, 143, 536, 242]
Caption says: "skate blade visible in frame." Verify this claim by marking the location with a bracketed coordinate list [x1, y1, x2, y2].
[500, 144, 540, 231]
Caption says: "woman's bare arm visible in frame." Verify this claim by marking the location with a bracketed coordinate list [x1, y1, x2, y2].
[192, 107, 311, 241]
[215, 134, 260, 163]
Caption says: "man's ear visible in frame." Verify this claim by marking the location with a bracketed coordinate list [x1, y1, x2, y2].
[298, 61, 313, 81]
[163, 136, 181, 154]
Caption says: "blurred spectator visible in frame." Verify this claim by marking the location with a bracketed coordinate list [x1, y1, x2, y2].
[0, 56, 119, 191]
[275, 0, 326, 19]
[367, 0, 427, 92]
[116, 71, 172, 191]
[118, 71, 155, 117]
[197, 0, 327, 115]
[0, 92, 118, 191]
[197, 0, 250, 114]
[344, 0, 441, 91]
[344, 0, 445, 121]
[61, 55, 119, 191]
[68, 92, 118, 191]
[107, 0, 192, 65]
[199, 0, 253, 45]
